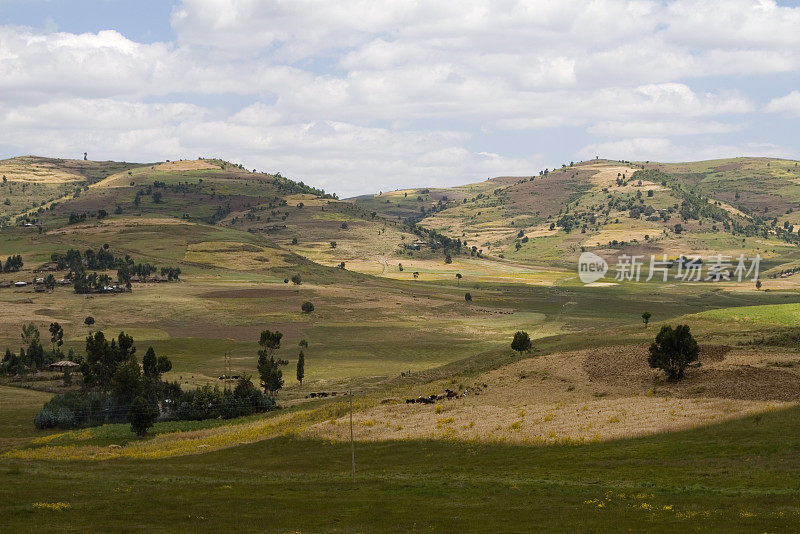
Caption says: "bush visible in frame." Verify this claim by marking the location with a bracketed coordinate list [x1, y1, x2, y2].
[291, 274, 302, 285]
[34, 391, 115, 429]
[301, 301, 314, 313]
[128, 395, 157, 436]
[511, 331, 532, 354]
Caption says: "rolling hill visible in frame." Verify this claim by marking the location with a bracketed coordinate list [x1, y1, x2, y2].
[3, 154, 800, 532]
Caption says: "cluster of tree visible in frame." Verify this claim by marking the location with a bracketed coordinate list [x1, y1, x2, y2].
[32, 330, 276, 435]
[73, 271, 118, 294]
[50, 246, 180, 293]
[256, 330, 309, 395]
[0, 323, 64, 376]
[272, 172, 337, 199]
[52, 246, 123, 272]
[2, 254, 23, 272]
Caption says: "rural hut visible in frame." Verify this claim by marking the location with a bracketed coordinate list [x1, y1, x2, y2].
[50, 360, 80, 372]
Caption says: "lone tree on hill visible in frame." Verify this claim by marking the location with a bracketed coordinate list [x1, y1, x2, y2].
[648, 324, 699, 381]
[641, 311, 651, 328]
[128, 395, 157, 436]
[296, 350, 305, 384]
[301, 301, 315, 313]
[456, 273, 462, 284]
[84, 316, 95, 327]
[511, 331, 532, 355]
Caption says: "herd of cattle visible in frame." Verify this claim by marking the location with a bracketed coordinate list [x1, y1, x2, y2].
[304, 384, 489, 403]
[405, 384, 488, 404]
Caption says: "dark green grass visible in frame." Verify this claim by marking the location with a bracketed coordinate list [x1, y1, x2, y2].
[2, 405, 800, 532]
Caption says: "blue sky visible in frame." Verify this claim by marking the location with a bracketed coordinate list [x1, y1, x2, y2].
[1, 0, 799, 197]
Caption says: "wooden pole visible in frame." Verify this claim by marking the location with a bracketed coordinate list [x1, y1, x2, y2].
[350, 385, 355, 482]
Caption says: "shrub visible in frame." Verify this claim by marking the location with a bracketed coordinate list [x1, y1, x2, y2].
[511, 331, 532, 354]
[291, 274, 302, 285]
[301, 301, 315, 313]
[128, 395, 157, 436]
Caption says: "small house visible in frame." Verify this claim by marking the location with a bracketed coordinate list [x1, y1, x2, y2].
[50, 361, 80, 372]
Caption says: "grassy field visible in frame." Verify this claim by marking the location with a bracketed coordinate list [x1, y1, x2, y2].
[1, 405, 799, 532]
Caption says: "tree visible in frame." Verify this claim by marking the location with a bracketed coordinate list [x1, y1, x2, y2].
[299, 339, 308, 349]
[22, 323, 40, 347]
[456, 273, 462, 285]
[49, 322, 64, 355]
[301, 301, 315, 313]
[128, 395, 157, 436]
[142, 346, 158, 380]
[257, 330, 286, 395]
[291, 274, 302, 285]
[465, 292, 472, 302]
[156, 355, 172, 375]
[84, 316, 95, 327]
[330, 241, 337, 249]
[152, 191, 163, 203]
[296, 350, 305, 384]
[511, 331, 532, 354]
[756, 280, 762, 290]
[641, 311, 651, 328]
[648, 324, 699, 381]
[44, 274, 56, 290]
[112, 358, 142, 405]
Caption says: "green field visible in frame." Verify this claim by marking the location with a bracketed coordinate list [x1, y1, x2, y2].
[2, 406, 800, 532]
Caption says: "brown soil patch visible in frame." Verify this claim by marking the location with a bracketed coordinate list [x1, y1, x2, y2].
[583, 344, 800, 401]
[305, 344, 794, 445]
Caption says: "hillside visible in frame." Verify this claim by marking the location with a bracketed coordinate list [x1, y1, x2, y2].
[353, 157, 800, 272]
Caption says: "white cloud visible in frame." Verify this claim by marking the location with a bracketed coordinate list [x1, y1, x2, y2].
[1, 0, 799, 195]
[766, 91, 800, 116]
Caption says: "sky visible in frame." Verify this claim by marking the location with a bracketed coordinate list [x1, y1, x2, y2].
[0, 0, 799, 197]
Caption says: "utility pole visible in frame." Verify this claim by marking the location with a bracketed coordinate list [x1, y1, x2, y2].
[349, 384, 355, 482]
[224, 351, 231, 392]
